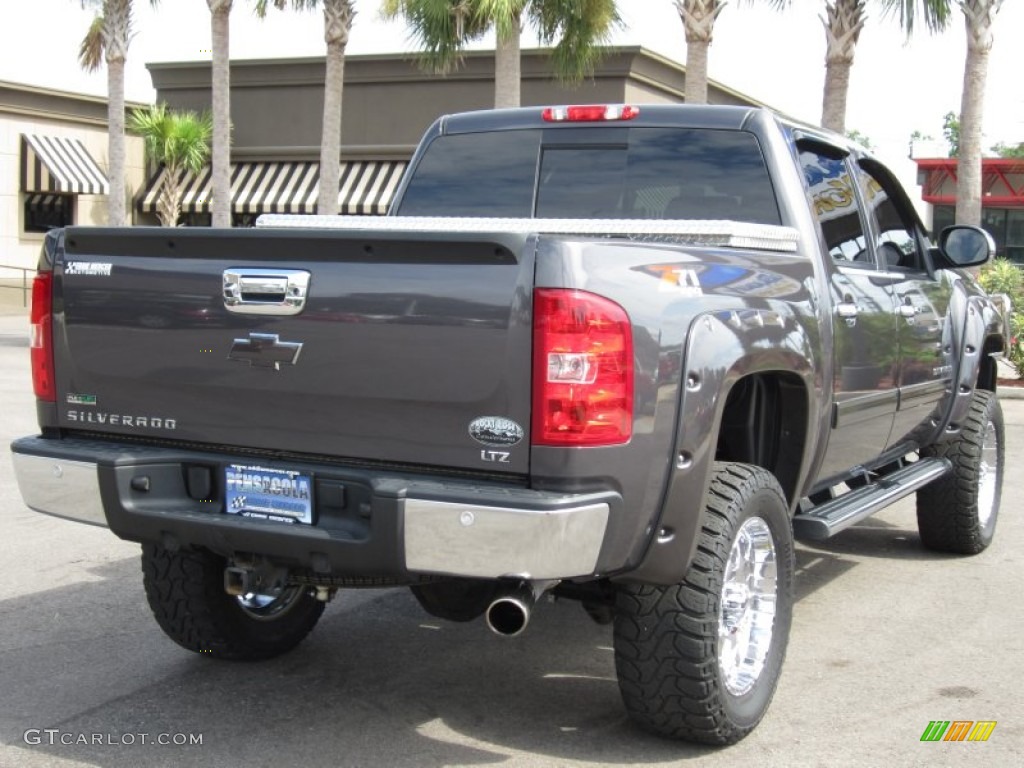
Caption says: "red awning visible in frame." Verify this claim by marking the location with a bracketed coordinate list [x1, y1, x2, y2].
[915, 158, 1024, 207]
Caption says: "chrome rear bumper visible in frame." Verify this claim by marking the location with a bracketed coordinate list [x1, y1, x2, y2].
[11, 453, 107, 527]
[404, 498, 608, 579]
[11, 438, 616, 581]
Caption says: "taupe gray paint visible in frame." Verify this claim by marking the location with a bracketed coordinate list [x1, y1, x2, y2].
[10, 105, 1003, 587]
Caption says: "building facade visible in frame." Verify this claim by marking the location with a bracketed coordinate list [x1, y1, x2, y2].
[1, 81, 146, 280]
[144, 47, 766, 225]
[915, 157, 1024, 262]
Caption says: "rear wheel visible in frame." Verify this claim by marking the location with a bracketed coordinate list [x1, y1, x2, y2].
[613, 463, 794, 744]
[142, 544, 324, 661]
[917, 389, 1004, 554]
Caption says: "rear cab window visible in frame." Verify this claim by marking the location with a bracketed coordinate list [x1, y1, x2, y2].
[398, 127, 781, 225]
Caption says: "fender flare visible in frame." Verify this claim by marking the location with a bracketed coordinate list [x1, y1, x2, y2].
[932, 283, 1005, 444]
[624, 309, 819, 586]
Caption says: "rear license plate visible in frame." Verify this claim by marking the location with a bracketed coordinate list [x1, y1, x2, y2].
[224, 464, 313, 524]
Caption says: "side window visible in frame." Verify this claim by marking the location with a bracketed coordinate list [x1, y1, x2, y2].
[798, 149, 871, 265]
[855, 162, 923, 271]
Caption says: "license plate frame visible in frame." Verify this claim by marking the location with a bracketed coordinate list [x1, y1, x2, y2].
[224, 464, 314, 525]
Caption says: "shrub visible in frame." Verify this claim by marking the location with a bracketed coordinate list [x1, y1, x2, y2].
[978, 258, 1024, 377]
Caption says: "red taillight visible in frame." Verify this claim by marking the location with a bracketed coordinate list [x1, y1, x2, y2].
[542, 104, 640, 123]
[532, 289, 633, 446]
[30, 272, 55, 401]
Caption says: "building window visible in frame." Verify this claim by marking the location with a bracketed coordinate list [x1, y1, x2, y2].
[162, 212, 264, 228]
[181, 212, 212, 227]
[981, 208, 1008, 257]
[24, 194, 73, 233]
[1007, 210, 1024, 264]
[932, 206, 955, 240]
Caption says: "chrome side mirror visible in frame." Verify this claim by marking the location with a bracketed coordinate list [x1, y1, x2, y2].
[938, 225, 995, 268]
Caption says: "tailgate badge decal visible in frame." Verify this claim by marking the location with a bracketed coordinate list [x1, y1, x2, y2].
[469, 416, 524, 447]
[65, 261, 112, 277]
[228, 333, 303, 370]
[66, 393, 97, 406]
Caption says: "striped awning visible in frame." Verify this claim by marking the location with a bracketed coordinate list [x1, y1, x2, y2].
[138, 160, 407, 216]
[21, 134, 109, 195]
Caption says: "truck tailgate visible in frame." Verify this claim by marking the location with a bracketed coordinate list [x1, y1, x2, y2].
[54, 227, 535, 475]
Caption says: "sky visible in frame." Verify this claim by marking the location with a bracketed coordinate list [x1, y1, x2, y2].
[3, 0, 1023, 179]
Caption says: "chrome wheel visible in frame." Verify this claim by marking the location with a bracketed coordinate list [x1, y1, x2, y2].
[237, 584, 307, 621]
[718, 516, 778, 696]
[977, 417, 999, 529]
[614, 463, 793, 743]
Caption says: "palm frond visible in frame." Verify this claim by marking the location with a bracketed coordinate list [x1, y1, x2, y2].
[475, 0, 528, 41]
[128, 103, 212, 173]
[879, 0, 954, 35]
[530, 0, 622, 84]
[384, 1, 486, 74]
[740, 0, 790, 8]
[78, 14, 106, 72]
[252, 0, 318, 20]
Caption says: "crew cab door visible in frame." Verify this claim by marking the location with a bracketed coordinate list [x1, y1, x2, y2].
[850, 159, 954, 449]
[798, 144, 899, 480]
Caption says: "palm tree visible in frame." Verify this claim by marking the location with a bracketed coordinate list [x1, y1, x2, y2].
[818, 0, 866, 134]
[382, 0, 621, 110]
[952, 0, 1003, 226]
[129, 104, 213, 227]
[257, 0, 354, 217]
[471, 1, 523, 108]
[752, 3, 949, 135]
[78, 0, 159, 226]
[208, 0, 234, 228]
[883, 0, 1002, 226]
[674, 1, 725, 105]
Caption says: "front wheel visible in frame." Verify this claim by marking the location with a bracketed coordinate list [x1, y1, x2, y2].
[917, 389, 1004, 554]
[142, 545, 325, 661]
[613, 463, 794, 744]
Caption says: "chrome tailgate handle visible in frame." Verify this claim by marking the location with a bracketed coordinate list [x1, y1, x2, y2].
[223, 268, 310, 315]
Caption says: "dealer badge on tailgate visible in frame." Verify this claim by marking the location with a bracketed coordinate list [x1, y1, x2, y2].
[225, 464, 313, 524]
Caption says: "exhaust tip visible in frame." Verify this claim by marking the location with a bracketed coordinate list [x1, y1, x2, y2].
[486, 597, 530, 637]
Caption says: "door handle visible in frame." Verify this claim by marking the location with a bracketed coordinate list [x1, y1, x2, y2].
[836, 300, 858, 319]
[223, 268, 311, 315]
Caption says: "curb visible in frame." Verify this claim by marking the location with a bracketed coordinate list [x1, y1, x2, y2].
[997, 386, 1024, 400]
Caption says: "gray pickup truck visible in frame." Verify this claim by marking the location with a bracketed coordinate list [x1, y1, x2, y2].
[11, 104, 1005, 745]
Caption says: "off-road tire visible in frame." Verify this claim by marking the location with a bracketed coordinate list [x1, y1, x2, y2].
[614, 463, 794, 745]
[917, 389, 1004, 554]
[142, 544, 324, 661]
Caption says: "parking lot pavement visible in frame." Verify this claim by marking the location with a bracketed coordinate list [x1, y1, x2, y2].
[1, 323, 1021, 768]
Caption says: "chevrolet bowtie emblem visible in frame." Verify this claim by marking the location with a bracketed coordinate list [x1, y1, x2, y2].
[228, 333, 303, 370]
